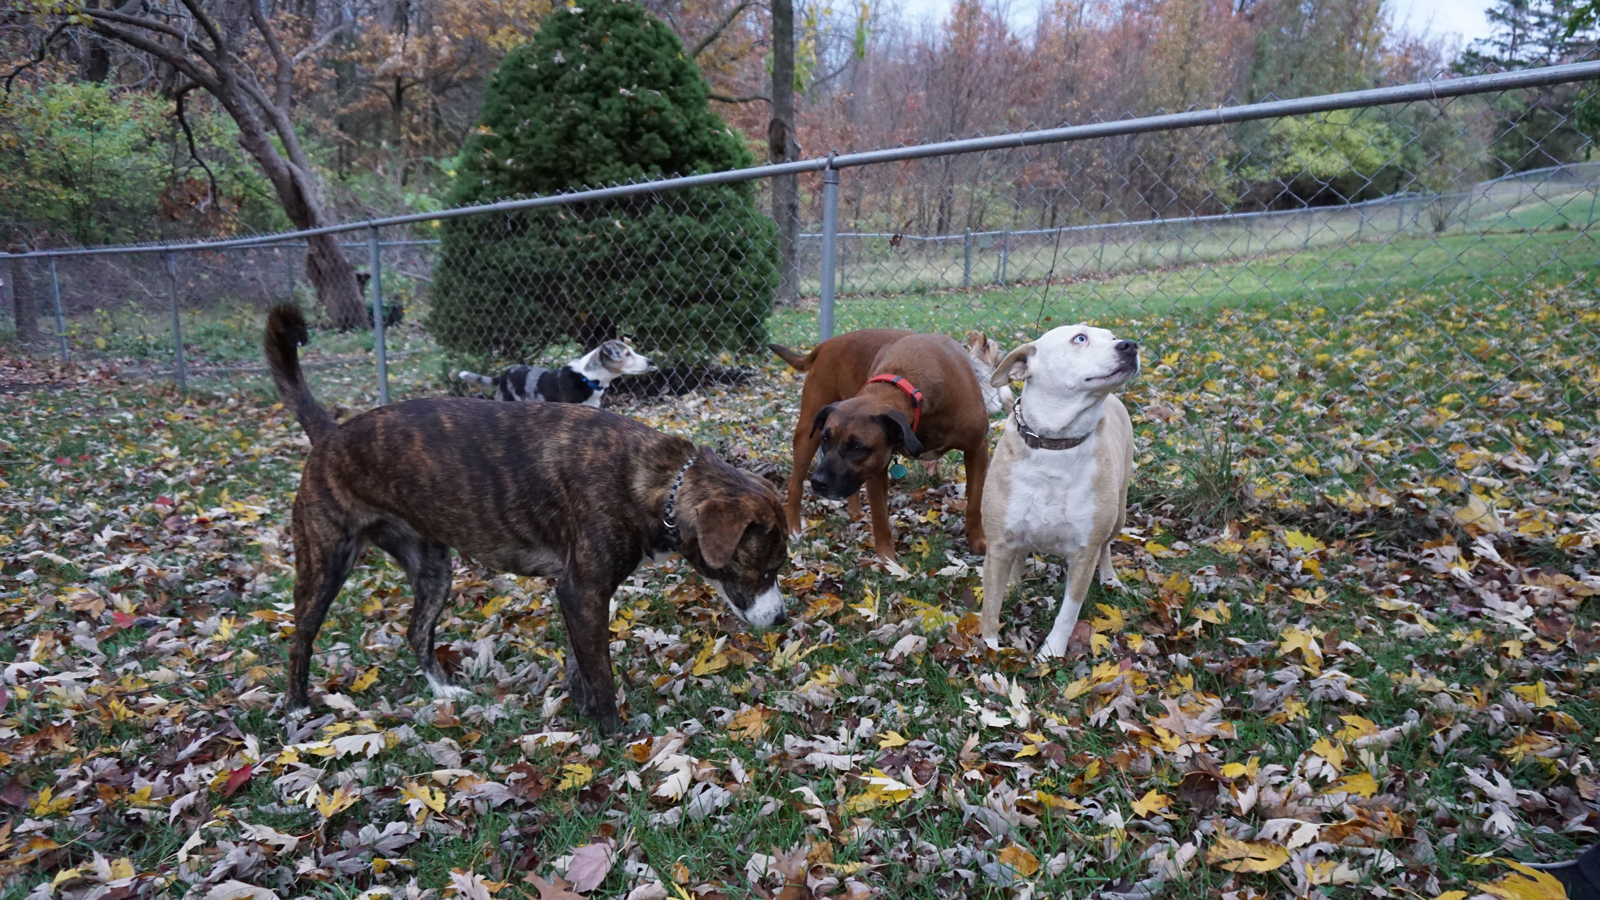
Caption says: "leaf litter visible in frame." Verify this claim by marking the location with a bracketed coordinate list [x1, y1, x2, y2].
[2, 285, 1599, 899]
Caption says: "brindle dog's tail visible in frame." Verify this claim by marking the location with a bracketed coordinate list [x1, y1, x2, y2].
[768, 342, 819, 373]
[264, 303, 338, 445]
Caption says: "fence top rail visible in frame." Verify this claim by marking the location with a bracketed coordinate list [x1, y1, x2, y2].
[7, 60, 1600, 262]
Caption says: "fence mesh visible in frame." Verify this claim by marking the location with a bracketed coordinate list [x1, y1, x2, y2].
[5, 75, 1599, 552]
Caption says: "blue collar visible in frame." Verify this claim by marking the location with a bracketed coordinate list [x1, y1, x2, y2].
[581, 375, 604, 392]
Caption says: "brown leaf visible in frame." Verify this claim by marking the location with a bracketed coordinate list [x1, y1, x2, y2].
[1176, 770, 1220, 814]
[527, 875, 586, 900]
[565, 841, 616, 893]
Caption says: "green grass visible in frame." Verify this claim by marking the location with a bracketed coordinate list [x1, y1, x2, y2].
[3, 206, 1597, 898]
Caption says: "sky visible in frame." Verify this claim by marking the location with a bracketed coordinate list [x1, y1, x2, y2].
[895, 0, 1497, 51]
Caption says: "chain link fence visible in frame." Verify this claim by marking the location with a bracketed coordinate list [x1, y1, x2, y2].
[4, 63, 1600, 550]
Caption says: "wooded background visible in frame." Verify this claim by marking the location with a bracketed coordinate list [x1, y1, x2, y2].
[1, 0, 1595, 255]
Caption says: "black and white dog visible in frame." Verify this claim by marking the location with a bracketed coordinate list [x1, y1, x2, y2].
[457, 340, 654, 407]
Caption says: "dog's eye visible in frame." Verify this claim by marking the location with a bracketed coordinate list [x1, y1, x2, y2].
[1072, 333, 1088, 344]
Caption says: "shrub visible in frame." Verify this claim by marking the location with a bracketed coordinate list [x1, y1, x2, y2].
[428, 0, 777, 363]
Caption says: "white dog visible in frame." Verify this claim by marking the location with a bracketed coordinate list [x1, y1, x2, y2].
[978, 324, 1139, 658]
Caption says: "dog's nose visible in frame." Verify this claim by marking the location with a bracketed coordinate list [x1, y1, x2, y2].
[1116, 340, 1139, 354]
[771, 609, 790, 627]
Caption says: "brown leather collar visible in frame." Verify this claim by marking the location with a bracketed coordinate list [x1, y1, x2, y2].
[1013, 395, 1090, 450]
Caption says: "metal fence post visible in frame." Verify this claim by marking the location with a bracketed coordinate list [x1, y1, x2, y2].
[165, 252, 187, 391]
[818, 161, 840, 342]
[285, 245, 296, 303]
[369, 225, 389, 405]
[997, 228, 1010, 284]
[963, 229, 973, 288]
[47, 256, 66, 362]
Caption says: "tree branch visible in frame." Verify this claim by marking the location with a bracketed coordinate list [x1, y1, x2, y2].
[175, 0, 230, 62]
[172, 83, 221, 212]
[82, 8, 188, 43]
[692, 0, 753, 58]
[246, 0, 294, 110]
[4, 23, 67, 92]
[710, 92, 771, 103]
[291, 24, 345, 66]
[83, 20, 219, 92]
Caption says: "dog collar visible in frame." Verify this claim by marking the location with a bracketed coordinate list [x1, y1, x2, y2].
[1013, 394, 1090, 450]
[865, 373, 923, 432]
[582, 375, 604, 392]
[661, 452, 697, 535]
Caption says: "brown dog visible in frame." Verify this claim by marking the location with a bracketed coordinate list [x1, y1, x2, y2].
[265, 305, 789, 732]
[770, 330, 990, 559]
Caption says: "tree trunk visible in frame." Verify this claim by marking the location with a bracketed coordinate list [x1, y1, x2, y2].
[7, 254, 39, 344]
[228, 103, 368, 329]
[769, 0, 801, 308]
[304, 235, 369, 329]
[78, 6, 368, 328]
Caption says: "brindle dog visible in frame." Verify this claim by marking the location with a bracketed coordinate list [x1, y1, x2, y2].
[264, 305, 789, 732]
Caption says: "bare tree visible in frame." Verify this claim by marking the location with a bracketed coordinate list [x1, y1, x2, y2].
[52, 0, 369, 328]
[6, 250, 39, 344]
[769, 0, 801, 307]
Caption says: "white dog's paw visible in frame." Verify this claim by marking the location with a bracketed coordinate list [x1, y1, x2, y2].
[1101, 575, 1126, 592]
[982, 634, 1002, 651]
[426, 675, 473, 702]
[1035, 637, 1070, 661]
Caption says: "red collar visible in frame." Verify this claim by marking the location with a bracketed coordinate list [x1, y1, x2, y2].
[865, 373, 923, 432]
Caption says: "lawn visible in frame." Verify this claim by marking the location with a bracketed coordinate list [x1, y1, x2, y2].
[2, 232, 1599, 900]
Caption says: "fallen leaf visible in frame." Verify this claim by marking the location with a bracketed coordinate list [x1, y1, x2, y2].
[1205, 833, 1289, 873]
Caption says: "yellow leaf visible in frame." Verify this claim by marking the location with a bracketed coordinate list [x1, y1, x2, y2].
[728, 706, 771, 742]
[315, 784, 360, 818]
[1474, 860, 1571, 900]
[842, 769, 915, 813]
[559, 763, 595, 791]
[996, 845, 1040, 878]
[1310, 737, 1346, 772]
[1061, 677, 1092, 701]
[1434, 892, 1470, 900]
[1454, 493, 1505, 535]
[31, 786, 73, 817]
[1205, 833, 1290, 873]
[1334, 715, 1379, 742]
[1221, 757, 1260, 780]
[350, 667, 380, 693]
[401, 780, 447, 814]
[1030, 790, 1084, 811]
[1330, 771, 1379, 798]
[878, 731, 909, 749]
[480, 594, 511, 619]
[1278, 627, 1323, 675]
[691, 643, 730, 677]
[1130, 790, 1172, 818]
[1282, 530, 1324, 553]
[1512, 681, 1559, 709]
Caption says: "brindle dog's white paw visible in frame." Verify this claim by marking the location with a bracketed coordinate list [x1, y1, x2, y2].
[1102, 575, 1126, 592]
[426, 675, 474, 702]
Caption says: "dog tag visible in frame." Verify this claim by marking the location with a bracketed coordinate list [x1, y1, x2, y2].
[889, 463, 907, 479]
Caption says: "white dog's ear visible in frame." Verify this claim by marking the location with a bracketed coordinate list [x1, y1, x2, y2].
[992, 343, 1035, 387]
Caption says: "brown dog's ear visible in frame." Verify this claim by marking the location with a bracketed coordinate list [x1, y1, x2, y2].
[694, 497, 752, 570]
[810, 402, 838, 438]
[992, 343, 1036, 387]
[876, 410, 923, 457]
